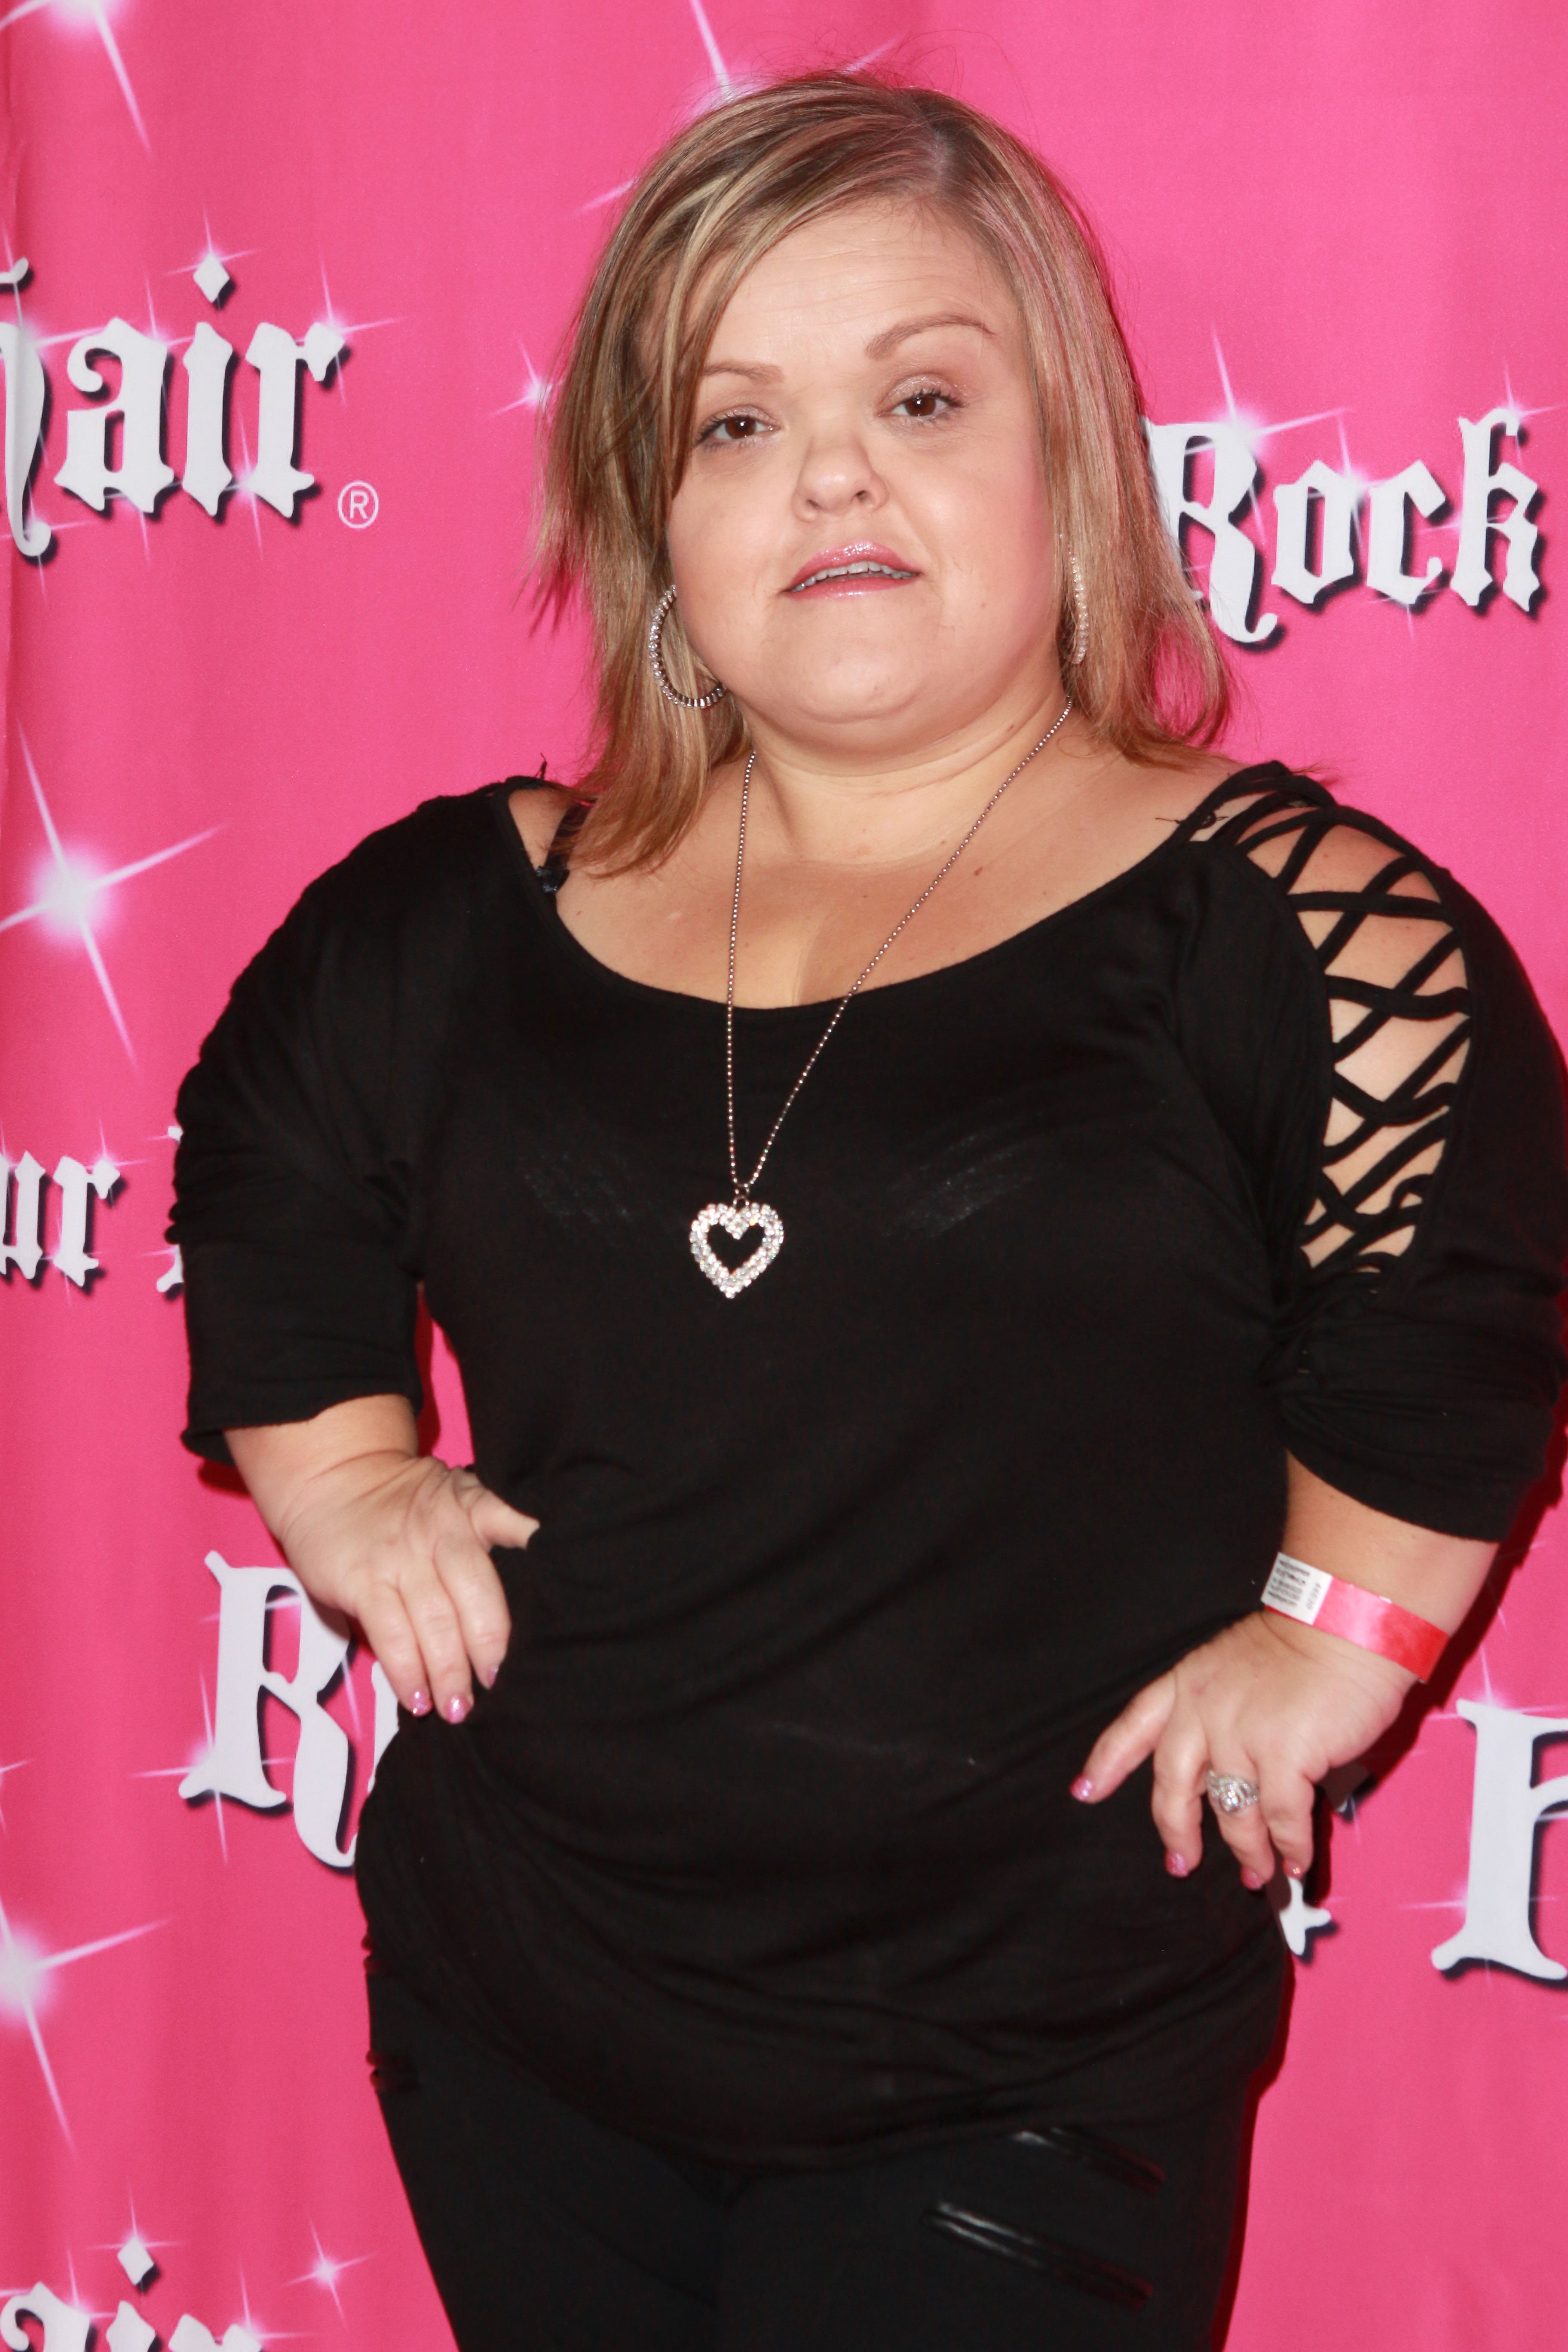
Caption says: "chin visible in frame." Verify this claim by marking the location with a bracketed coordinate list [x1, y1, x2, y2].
[763, 658, 937, 732]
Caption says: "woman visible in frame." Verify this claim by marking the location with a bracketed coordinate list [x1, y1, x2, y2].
[170, 74, 1568, 2351]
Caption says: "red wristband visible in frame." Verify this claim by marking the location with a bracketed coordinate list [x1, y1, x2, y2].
[1262, 1552, 1448, 1680]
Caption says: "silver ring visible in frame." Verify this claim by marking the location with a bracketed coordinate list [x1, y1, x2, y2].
[1205, 1770, 1260, 1815]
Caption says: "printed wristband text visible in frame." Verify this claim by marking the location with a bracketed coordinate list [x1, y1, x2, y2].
[1262, 1552, 1447, 1680]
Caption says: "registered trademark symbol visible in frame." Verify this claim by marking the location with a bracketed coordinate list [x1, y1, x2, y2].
[337, 480, 379, 527]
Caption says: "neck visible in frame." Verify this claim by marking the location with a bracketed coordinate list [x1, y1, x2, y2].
[734, 686, 1080, 868]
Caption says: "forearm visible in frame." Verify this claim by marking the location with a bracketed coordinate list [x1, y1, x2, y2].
[227, 1393, 420, 1549]
[225, 1394, 527, 1718]
[1271, 1452, 1494, 1685]
[1282, 1454, 1494, 1631]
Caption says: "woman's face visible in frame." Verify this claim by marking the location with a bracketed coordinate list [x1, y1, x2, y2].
[664, 200, 1063, 768]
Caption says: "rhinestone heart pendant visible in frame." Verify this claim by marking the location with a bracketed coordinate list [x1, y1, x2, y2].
[689, 1200, 785, 1297]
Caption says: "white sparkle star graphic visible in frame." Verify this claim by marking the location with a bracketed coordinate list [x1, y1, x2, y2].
[288, 2221, 374, 2321]
[1498, 364, 1561, 427]
[687, 0, 732, 97]
[0, 1886, 168, 2147]
[1208, 331, 1347, 530]
[167, 216, 262, 300]
[1333, 417, 1369, 529]
[138, 1675, 235, 1861]
[61, 2250, 113, 2329]
[0, 732, 220, 1066]
[312, 256, 402, 412]
[233, 2263, 307, 2345]
[496, 339, 553, 417]
[228, 409, 268, 554]
[0, 1759, 31, 1832]
[0, 0, 150, 151]
[97, 2190, 181, 2289]
[1209, 331, 1347, 450]
[583, 0, 759, 209]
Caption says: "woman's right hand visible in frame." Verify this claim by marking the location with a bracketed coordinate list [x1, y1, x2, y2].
[227, 1396, 538, 1722]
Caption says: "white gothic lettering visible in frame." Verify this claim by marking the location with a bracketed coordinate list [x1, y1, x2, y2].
[1142, 411, 1540, 639]
[0, 254, 1544, 628]
[1, 2285, 92, 2352]
[1430, 1700, 1568, 1980]
[179, 1550, 399, 1870]
[0, 1147, 120, 1288]
[3, 2287, 259, 2352]
[0, 257, 346, 558]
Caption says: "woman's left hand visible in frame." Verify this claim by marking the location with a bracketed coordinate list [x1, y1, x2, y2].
[1071, 1610, 1415, 1887]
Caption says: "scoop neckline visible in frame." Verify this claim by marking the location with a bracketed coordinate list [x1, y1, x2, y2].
[490, 760, 1292, 1020]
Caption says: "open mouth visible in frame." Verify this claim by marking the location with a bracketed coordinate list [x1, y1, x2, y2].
[785, 546, 920, 594]
[790, 559, 917, 590]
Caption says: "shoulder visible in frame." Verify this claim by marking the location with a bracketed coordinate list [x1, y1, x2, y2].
[1179, 762, 1439, 887]
[1173, 766, 1565, 1222]
[1175, 768, 1555, 1049]
[265, 780, 531, 968]
[215, 781, 530, 1053]
[1174, 763, 1474, 995]
[313, 781, 512, 903]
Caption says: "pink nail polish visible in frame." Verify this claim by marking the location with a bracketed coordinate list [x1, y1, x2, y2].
[409, 1690, 432, 1717]
[1286, 1862, 1306, 1880]
[1069, 1776, 1094, 1802]
[1164, 1851, 1189, 1878]
[480, 1663, 499, 1690]
[444, 1694, 470, 1724]
[1241, 1867, 1265, 1891]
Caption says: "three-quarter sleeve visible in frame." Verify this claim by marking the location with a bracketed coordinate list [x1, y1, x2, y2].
[169, 812, 453, 1462]
[1182, 775, 1568, 1540]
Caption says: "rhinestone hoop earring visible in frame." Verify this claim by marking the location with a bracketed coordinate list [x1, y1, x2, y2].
[647, 585, 728, 711]
[1068, 551, 1089, 668]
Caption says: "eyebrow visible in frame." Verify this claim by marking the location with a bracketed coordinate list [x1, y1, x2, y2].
[699, 358, 784, 383]
[700, 312, 995, 383]
[864, 310, 995, 358]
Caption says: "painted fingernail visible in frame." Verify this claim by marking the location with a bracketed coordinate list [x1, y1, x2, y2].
[1070, 1776, 1094, 1802]
[1241, 1867, 1265, 1890]
[1286, 1862, 1306, 1880]
[479, 1663, 499, 1690]
[1164, 1851, 1189, 1878]
[444, 1694, 470, 1724]
[408, 1689, 432, 1717]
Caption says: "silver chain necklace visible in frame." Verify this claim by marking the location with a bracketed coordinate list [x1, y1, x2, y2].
[688, 697, 1075, 1296]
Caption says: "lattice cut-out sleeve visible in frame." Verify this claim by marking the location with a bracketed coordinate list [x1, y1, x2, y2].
[1183, 774, 1568, 1539]
[1229, 790, 1470, 1284]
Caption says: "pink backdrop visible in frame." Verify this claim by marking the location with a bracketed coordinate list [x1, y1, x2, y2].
[3, 3, 1565, 2345]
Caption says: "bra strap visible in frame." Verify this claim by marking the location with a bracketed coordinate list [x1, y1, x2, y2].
[493, 773, 588, 897]
[536, 797, 588, 897]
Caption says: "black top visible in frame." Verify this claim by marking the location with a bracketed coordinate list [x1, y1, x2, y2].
[170, 767, 1568, 2165]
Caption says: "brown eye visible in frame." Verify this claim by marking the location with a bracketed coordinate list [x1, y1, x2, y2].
[893, 388, 955, 421]
[700, 411, 766, 445]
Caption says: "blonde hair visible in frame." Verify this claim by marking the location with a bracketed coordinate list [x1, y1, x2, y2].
[536, 71, 1229, 871]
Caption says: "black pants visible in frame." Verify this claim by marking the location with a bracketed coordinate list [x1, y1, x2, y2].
[367, 1970, 1252, 2352]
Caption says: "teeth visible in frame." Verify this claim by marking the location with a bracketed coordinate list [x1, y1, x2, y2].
[793, 560, 914, 589]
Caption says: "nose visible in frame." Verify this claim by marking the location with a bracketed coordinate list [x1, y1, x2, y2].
[790, 414, 887, 522]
